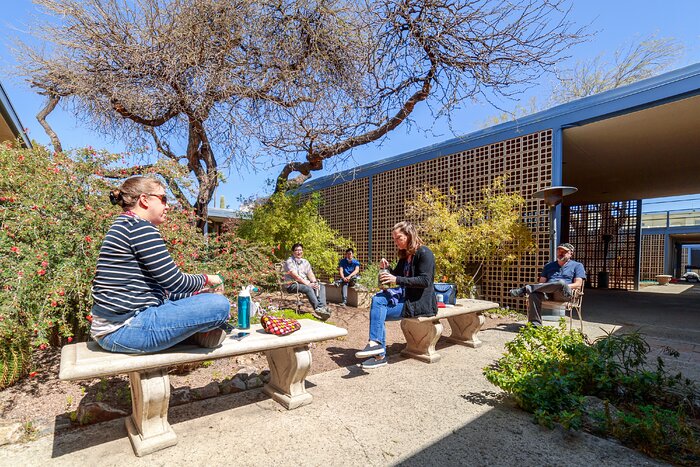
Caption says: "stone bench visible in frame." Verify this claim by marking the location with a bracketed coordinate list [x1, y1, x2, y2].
[401, 298, 499, 363]
[59, 319, 347, 456]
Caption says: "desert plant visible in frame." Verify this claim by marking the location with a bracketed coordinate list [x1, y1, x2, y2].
[484, 323, 700, 464]
[406, 177, 534, 297]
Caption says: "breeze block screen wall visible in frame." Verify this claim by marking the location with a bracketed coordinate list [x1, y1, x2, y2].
[313, 130, 554, 311]
[641, 234, 665, 280]
[568, 201, 640, 290]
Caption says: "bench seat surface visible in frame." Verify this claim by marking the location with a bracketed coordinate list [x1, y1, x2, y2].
[60, 319, 347, 381]
[409, 298, 499, 322]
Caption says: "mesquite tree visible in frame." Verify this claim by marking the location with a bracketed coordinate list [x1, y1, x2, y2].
[16, 0, 583, 224]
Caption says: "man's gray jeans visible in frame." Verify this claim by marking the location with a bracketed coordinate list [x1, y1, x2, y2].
[287, 283, 327, 310]
[526, 280, 572, 325]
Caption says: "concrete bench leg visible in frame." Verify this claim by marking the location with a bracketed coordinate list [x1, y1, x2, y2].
[263, 345, 313, 410]
[446, 313, 485, 348]
[125, 369, 177, 457]
[400, 319, 443, 363]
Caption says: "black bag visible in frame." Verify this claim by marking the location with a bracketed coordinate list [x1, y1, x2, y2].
[433, 283, 457, 305]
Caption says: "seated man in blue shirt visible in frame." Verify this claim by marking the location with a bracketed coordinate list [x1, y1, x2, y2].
[509, 243, 586, 326]
[336, 248, 361, 306]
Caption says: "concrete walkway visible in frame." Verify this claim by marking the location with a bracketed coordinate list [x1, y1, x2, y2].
[0, 325, 667, 466]
[3, 287, 698, 466]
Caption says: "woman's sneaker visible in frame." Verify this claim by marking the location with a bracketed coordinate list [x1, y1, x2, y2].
[193, 328, 227, 348]
[355, 342, 384, 358]
[361, 356, 387, 369]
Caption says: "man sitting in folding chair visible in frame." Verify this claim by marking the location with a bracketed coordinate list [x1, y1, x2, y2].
[509, 243, 586, 327]
[283, 243, 331, 320]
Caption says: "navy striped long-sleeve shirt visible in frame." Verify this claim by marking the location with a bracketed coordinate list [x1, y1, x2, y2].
[91, 214, 206, 321]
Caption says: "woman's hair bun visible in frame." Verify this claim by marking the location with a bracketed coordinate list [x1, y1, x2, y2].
[109, 190, 122, 206]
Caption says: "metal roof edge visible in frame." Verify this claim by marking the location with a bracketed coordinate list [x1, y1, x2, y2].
[0, 80, 32, 149]
[301, 62, 700, 193]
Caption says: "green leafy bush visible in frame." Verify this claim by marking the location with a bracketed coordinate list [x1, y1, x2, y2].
[0, 143, 273, 386]
[355, 262, 382, 293]
[237, 191, 353, 277]
[406, 177, 534, 298]
[484, 323, 699, 464]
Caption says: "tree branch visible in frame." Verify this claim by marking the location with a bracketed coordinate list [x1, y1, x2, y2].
[274, 67, 435, 193]
[36, 93, 63, 153]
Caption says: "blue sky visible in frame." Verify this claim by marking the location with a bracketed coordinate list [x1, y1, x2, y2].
[2, 0, 700, 213]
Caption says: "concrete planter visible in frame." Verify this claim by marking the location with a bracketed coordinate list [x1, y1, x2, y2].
[656, 274, 672, 285]
[325, 283, 373, 307]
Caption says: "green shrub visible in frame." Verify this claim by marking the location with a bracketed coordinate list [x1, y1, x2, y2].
[237, 191, 353, 277]
[0, 328, 30, 389]
[355, 263, 382, 293]
[0, 143, 273, 384]
[406, 178, 534, 298]
[484, 322, 700, 463]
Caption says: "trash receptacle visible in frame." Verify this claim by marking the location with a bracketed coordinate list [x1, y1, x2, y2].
[597, 271, 609, 289]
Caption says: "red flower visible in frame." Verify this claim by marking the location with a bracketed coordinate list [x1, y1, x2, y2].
[51, 301, 58, 307]
[10, 246, 19, 254]
[67, 337, 73, 343]
[41, 261, 49, 268]
[17, 271, 24, 277]
[86, 314, 93, 322]
[37, 269, 46, 276]
[58, 290, 65, 296]
[85, 235, 92, 243]
[29, 372, 38, 378]
[38, 344, 47, 350]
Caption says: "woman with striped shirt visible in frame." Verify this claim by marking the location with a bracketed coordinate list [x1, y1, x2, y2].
[91, 176, 230, 353]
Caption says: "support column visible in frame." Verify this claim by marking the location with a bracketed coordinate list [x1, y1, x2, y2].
[125, 369, 177, 457]
[264, 345, 313, 410]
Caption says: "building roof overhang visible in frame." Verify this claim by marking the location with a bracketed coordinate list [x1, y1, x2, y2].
[300, 63, 700, 206]
[0, 81, 31, 148]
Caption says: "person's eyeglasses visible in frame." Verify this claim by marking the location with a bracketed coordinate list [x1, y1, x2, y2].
[145, 193, 168, 205]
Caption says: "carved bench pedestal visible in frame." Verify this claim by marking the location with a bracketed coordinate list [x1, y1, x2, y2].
[263, 345, 314, 410]
[125, 369, 177, 457]
[445, 313, 486, 348]
[400, 299, 499, 363]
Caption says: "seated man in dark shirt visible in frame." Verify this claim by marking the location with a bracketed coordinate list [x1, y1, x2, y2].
[336, 248, 361, 306]
[509, 243, 586, 326]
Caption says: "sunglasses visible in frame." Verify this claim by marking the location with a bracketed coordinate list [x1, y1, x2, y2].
[144, 193, 168, 205]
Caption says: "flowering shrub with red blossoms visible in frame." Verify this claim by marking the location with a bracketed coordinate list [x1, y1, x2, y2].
[0, 142, 272, 388]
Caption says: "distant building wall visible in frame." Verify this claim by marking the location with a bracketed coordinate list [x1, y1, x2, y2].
[641, 234, 665, 280]
[313, 130, 553, 310]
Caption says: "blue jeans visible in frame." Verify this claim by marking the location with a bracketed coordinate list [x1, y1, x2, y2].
[97, 294, 231, 354]
[287, 283, 327, 309]
[368, 293, 404, 352]
[336, 277, 359, 304]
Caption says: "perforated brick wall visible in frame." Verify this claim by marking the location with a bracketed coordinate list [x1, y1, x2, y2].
[641, 234, 665, 280]
[312, 130, 554, 311]
[568, 201, 640, 290]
